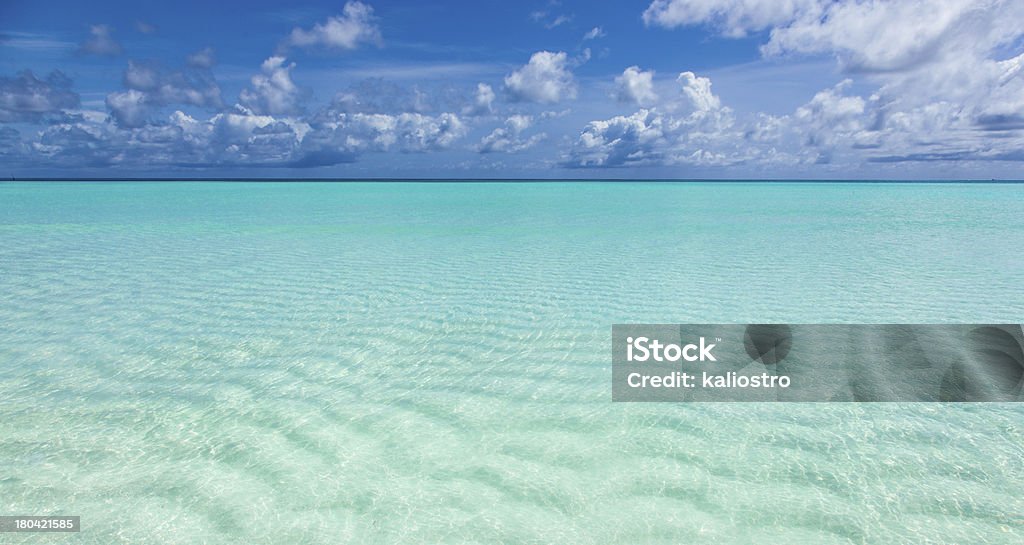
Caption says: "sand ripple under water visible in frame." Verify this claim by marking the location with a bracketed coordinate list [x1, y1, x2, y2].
[1, 182, 1023, 544]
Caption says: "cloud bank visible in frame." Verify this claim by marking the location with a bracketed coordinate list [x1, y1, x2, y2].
[3, 0, 1024, 176]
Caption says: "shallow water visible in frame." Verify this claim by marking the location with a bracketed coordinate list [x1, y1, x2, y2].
[1, 181, 1022, 544]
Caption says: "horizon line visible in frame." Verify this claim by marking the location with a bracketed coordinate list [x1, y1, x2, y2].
[4, 177, 1024, 184]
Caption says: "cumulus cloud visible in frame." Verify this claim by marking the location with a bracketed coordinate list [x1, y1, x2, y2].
[477, 115, 545, 153]
[583, 27, 606, 40]
[105, 89, 149, 128]
[462, 83, 495, 116]
[239, 56, 306, 116]
[567, 71, 748, 168]
[0, 70, 79, 122]
[504, 51, 577, 104]
[296, 111, 467, 166]
[286, 1, 382, 50]
[33, 120, 115, 166]
[26, 104, 309, 168]
[12, 70, 472, 170]
[78, 24, 122, 56]
[9, 0, 1024, 175]
[634, 0, 1024, 168]
[568, 109, 666, 167]
[615, 66, 657, 107]
[203, 108, 309, 164]
[103, 60, 223, 128]
[676, 71, 720, 113]
[8, 69, 477, 170]
[793, 80, 866, 147]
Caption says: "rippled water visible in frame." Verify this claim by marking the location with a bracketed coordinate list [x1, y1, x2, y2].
[1, 181, 1023, 544]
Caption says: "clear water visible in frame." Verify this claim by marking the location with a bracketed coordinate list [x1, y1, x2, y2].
[1, 181, 1022, 544]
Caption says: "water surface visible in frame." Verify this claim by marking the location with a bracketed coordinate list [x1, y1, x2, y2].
[1, 182, 1022, 544]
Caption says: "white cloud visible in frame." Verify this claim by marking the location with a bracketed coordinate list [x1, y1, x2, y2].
[637, 0, 1024, 167]
[78, 24, 122, 56]
[463, 83, 495, 116]
[239, 56, 305, 116]
[10, 0, 1024, 175]
[567, 104, 772, 168]
[504, 51, 577, 104]
[615, 66, 657, 107]
[105, 89, 149, 128]
[643, 1, 1024, 73]
[187, 47, 216, 69]
[761, 0, 988, 72]
[643, 0, 821, 37]
[568, 109, 666, 167]
[568, 72, 754, 168]
[976, 53, 1024, 130]
[576, 48, 592, 65]
[506, 114, 532, 133]
[28, 104, 310, 168]
[547, 15, 572, 28]
[206, 107, 308, 163]
[390, 112, 466, 150]
[794, 80, 866, 141]
[32, 116, 117, 164]
[287, 1, 382, 50]
[477, 115, 545, 153]
[12, 85, 473, 168]
[102, 60, 223, 129]
[296, 111, 468, 165]
[677, 71, 720, 113]
[583, 27, 606, 40]
[531, 10, 573, 29]
[0, 32, 75, 53]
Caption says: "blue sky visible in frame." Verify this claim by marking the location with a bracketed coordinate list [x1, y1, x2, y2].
[2, 0, 1023, 178]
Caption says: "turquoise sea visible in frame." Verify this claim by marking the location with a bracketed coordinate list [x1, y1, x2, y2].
[1, 181, 1023, 544]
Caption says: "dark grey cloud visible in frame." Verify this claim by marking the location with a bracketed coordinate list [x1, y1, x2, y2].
[123, 60, 223, 107]
[975, 114, 1024, 131]
[327, 79, 430, 115]
[35, 122, 115, 166]
[105, 60, 224, 128]
[0, 126, 25, 159]
[0, 70, 79, 123]
[105, 90, 149, 128]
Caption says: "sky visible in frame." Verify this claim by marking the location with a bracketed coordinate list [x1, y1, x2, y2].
[2, 0, 1024, 179]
